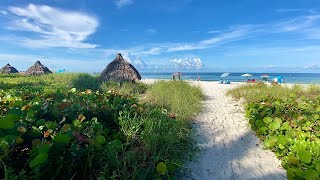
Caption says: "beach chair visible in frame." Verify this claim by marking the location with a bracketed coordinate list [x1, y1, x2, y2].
[226, 80, 230, 84]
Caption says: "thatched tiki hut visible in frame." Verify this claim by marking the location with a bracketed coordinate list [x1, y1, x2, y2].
[26, 61, 52, 75]
[101, 53, 142, 82]
[0, 63, 19, 74]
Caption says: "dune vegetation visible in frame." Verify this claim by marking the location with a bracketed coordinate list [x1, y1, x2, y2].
[0, 73, 202, 179]
[228, 83, 320, 180]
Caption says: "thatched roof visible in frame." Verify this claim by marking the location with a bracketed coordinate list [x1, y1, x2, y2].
[0, 63, 19, 74]
[25, 61, 52, 75]
[101, 53, 142, 82]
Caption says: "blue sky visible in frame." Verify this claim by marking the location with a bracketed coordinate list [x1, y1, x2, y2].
[0, 0, 320, 73]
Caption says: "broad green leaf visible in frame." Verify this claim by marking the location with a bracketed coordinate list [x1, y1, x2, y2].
[287, 168, 295, 178]
[45, 121, 58, 129]
[294, 167, 304, 178]
[255, 120, 264, 128]
[298, 149, 312, 164]
[288, 156, 299, 165]
[54, 133, 70, 144]
[277, 136, 287, 145]
[30, 153, 48, 168]
[156, 162, 167, 175]
[73, 119, 81, 128]
[269, 121, 281, 130]
[280, 122, 290, 130]
[35, 119, 46, 126]
[304, 169, 319, 180]
[38, 144, 50, 154]
[316, 163, 320, 173]
[6, 114, 20, 122]
[259, 127, 268, 134]
[95, 135, 106, 145]
[0, 118, 14, 129]
[263, 117, 273, 124]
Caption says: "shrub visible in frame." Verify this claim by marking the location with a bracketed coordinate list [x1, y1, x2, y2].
[0, 75, 198, 179]
[228, 84, 320, 179]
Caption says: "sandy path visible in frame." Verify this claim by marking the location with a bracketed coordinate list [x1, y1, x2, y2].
[187, 81, 287, 180]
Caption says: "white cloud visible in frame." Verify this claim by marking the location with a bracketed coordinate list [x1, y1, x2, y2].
[275, 15, 320, 32]
[115, 0, 134, 8]
[101, 27, 252, 56]
[145, 28, 157, 36]
[170, 58, 204, 70]
[6, 4, 98, 48]
[276, 9, 316, 13]
[102, 13, 320, 57]
[0, 10, 7, 15]
[304, 64, 320, 69]
[122, 52, 148, 69]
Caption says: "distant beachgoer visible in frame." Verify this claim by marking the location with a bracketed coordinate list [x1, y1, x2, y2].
[197, 75, 200, 81]
[219, 79, 223, 84]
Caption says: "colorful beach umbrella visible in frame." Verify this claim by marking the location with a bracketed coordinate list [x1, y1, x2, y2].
[56, 69, 66, 73]
[275, 76, 284, 83]
[241, 73, 253, 77]
[220, 72, 230, 78]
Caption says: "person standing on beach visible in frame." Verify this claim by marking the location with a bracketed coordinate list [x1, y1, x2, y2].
[197, 74, 201, 81]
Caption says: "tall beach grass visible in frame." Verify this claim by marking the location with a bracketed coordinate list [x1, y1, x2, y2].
[146, 80, 203, 120]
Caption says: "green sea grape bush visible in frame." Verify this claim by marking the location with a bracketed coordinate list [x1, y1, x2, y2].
[228, 84, 320, 180]
[0, 75, 197, 179]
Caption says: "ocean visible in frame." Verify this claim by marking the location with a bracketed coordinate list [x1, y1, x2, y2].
[140, 72, 320, 84]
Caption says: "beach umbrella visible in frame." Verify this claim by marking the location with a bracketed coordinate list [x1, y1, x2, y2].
[241, 73, 253, 77]
[241, 73, 253, 78]
[275, 76, 284, 83]
[241, 73, 253, 81]
[220, 72, 230, 78]
[261, 74, 269, 81]
[56, 69, 66, 73]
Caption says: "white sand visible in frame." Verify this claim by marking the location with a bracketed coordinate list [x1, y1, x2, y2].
[142, 79, 287, 179]
[186, 81, 287, 180]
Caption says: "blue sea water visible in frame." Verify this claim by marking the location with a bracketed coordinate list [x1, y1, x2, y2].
[140, 72, 320, 84]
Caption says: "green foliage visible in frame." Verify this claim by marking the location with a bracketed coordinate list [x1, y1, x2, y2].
[146, 80, 203, 120]
[229, 84, 320, 180]
[0, 74, 197, 179]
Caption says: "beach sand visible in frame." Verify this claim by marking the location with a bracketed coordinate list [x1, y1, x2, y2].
[142, 79, 287, 180]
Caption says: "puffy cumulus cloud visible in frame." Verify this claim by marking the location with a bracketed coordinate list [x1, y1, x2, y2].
[122, 52, 148, 69]
[7, 4, 98, 48]
[115, 0, 134, 8]
[170, 58, 205, 70]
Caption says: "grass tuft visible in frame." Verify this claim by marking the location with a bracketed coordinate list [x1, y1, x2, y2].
[146, 80, 203, 120]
